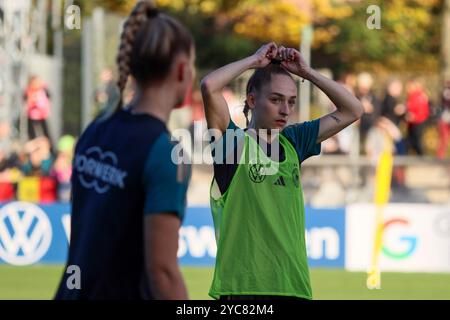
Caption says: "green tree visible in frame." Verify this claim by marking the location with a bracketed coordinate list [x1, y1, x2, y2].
[76, 0, 444, 74]
[320, 0, 442, 73]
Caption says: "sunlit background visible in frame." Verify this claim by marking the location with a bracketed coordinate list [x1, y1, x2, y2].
[0, 0, 449, 299]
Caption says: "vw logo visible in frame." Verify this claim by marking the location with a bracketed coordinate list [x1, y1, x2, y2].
[248, 164, 266, 183]
[0, 202, 52, 266]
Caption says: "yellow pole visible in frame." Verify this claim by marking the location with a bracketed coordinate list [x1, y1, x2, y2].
[367, 135, 394, 289]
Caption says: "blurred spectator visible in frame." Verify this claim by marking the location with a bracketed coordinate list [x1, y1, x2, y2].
[0, 148, 22, 183]
[321, 136, 342, 154]
[24, 76, 53, 144]
[223, 87, 246, 128]
[0, 121, 13, 157]
[336, 124, 358, 155]
[338, 72, 357, 95]
[337, 72, 358, 154]
[356, 72, 381, 146]
[323, 72, 358, 155]
[381, 78, 407, 155]
[22, 137, 54, 176]
[365, 117, 402, 161]
[406, 78, 429, 155]
[0, 121, 22, 186]
[167, 82, 193, 132]
[381, 79, 408, 187]
[361, 116, 401, 200]
[437, 80, 450, 159]
[94, 68, 120, 118]
[51, 135, 75, 202]
[189, 89, 205, 156]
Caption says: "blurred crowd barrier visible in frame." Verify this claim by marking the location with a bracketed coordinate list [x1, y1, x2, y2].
[187, 156, 450, 207]
[0, 177, 57, 203]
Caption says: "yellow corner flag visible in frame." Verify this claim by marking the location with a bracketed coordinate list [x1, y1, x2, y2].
[367, 136, 394, 290]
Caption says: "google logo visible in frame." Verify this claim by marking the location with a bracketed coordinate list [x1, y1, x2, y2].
[382, 218, 418, 260]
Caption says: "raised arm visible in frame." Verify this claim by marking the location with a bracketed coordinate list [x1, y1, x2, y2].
[279, 47, 364, 144]
[200, 43, 278, 134]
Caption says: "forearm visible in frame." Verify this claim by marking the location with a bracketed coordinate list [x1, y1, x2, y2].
[306, 69, 363, 119]
[201, 56, 256, 93]
[149, 266, 188, 300]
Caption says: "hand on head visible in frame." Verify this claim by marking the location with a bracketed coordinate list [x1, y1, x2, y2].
[251, 42, 278, 68]
[253, 43, 311, 79]
[278, 46, 310, 79]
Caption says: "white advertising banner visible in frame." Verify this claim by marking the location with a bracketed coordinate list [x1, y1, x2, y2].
[346, 203, 450, 273]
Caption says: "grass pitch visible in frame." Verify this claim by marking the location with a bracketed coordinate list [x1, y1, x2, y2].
[0, 265, 449, 300]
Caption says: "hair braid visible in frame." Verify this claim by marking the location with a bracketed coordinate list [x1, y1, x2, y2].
[243, 101, 250, 127]
[115, 1, 156, 112]
[243, 80, 254, 127]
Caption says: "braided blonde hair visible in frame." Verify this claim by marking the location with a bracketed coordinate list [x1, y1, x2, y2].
[115, 0, 193, 112]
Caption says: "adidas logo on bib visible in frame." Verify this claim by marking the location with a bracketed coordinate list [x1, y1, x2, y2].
[273, 176, 286, 187]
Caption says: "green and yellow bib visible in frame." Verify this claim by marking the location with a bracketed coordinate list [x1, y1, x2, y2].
[209, 132, 312, 299]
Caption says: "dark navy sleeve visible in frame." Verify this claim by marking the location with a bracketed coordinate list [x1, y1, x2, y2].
[142, 132, 191, 220]
[282, 119, 322, 163]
